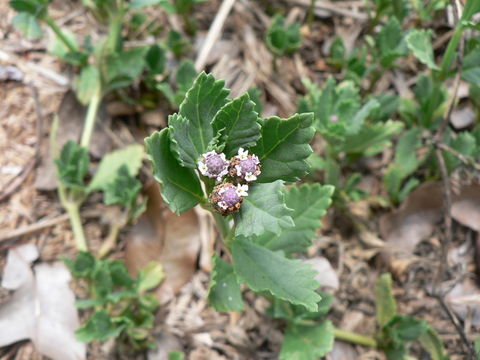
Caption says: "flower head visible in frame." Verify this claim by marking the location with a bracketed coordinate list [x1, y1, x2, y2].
[228, 147, 261, 183]
[197, 151, 229, 182]
[210, 183, 248, 215]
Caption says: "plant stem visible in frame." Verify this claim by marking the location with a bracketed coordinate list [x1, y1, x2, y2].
[212, 212, 230, 240]
[439, 27, 463, 77]
[44, 16, 78, 53]
[333, 328, 378, 348]
[80, 87, 102, 148]
[63, 198, 88, 251]
[98, 222, 122, 258]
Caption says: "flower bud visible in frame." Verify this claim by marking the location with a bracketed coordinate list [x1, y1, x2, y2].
[197, 151, 229, 182]
[210, 183, 249, 215]
[228, 148, 261, 183]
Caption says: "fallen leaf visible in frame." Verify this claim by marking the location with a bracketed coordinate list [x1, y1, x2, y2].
[330, 341, 359, 360]
[35, 91, 112, 190]
[303, 257, 339, 290]
[446, 277, 480, 326]
[451, 186, 480, 231]
[125, 182, 203, 303]
[1, 243, 38, 289]
[0, 244, 86, 360]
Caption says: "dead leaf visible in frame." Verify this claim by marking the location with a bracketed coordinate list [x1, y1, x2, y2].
[125, 182, 202, 304]
[0, 244, 86, 360]
[304, 257, 339, 290]
[451, 186, 480, 231]
[446, 277, 480, 326]
[35, 91, 112, 190]
[330, 341, 359, 360]
[450, 106, 476, 129]
[1, 243, 38, 289]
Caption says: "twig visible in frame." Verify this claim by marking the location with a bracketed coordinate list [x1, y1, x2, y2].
[436, 142, 480, 171]
[194, 0, 236, 72]
[289, 0, 368, 21]
[0, 210, 99, 243]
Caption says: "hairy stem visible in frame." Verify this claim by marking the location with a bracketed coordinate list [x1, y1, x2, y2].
[98, 222, 122, 258]
[333, 328, 378, 348]
[44, 16, 78, 53]
[63, 196, 88, 251]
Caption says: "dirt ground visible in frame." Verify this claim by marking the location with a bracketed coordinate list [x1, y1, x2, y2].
[0, 0, 478, 359]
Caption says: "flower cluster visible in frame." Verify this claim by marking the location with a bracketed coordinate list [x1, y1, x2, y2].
[197, 147, 262, 215]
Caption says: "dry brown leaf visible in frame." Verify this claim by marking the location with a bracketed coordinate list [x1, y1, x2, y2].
[125, 182, 202, 303]
[304, 257, 339, 290]
[446, 277, 480, 326]
[451, 186, 480, 231]
[0, 244, 85, 360]
[330, 341, 359, 360]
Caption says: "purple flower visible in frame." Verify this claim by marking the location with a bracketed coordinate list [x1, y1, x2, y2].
[210, 183, 249, 215]
[229, 148, 261, 183]
[197, 151, 229, 182]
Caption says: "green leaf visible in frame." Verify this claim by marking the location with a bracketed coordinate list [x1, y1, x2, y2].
[9, 0, 47, 16]
[74, 65, 101, 105]
[88, 144, 144, 192]
[419, 326, 449, 360]
[207, 254, 244, 311]
[257, 184, 334, 254]
[211, 93, 261, 157]
[63, 251, 96, 278]
[232, 238, 321, 312]
[129, 0, 161, 9]
[75, 310, 125, 342]
[387, 315, 429, 342]
[145, 44, 166, 75]
[462, 46, 480, 87]
[12, 13, 42, 39]
[376, 273, 397, 327]
[234, 180, 294, 237]
[55, 140, 89, 189]
[266, 15, 302, 56]
[176, 59, 197, 94]
[247, 87, 263, 114]
[341, 120, 403, 154]
[168, 351, 186, 360]
[175, 72, 229, 157]
[280, 321, 334, 360]
[444, 132, 477, 172]
[406, 30, 439, 70]
[377, 17, 407, 67]
[48, 28, 78, 58]
[137, 262, 165, 292]
[252, 113, 315, 183]
[169, 113, 202, 168]
[108, 260, 135, 288]
[103, 165, 142, 208]
[167, 29, 189, 58]
[104, 47, 148, 93]
[145, 129, 204, 214]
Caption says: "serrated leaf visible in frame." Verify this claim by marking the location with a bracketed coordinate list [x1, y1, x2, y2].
[347, 98, 380, 136]
[247, 87, 263, 114]
[12, 13, 42, 39]
[234, 180, 294, 237]
[169, 113, 201, 168]
[280, 320, 334, 360]
[55, 140, 89, 189]
[376, 273, 397, 327]
[232, 238, 321, 312]
[387, 315, 429, 342]
[75, 310, 124, 343]
[104, 47, 148, 93]
[406, 30, 439, 70]
[88, 144, 144, 192]
[211, 93, 261, 157]
[266, 15, 302, 56]
[444, 132, 477, 172]
[252, 113, 315, 183]
[103, 165, 142, 208]
[341, 120, 403, 154]
[175, 72, 229, 157]
[207, 254, 244, 311]
[144, 129, 204, 214]
[377, 17, 407, 67]
[74, 65, 101, 105]
[63, 251, 96, 278]
[257, 184, 334, 254]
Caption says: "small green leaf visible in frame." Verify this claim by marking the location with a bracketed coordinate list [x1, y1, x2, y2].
[89, 144, 144, 192]
[176, 72, 229, 157]
[387, 315, 429, 342]
[167, 29, 189, 58]
[145, 129, 204, 214]
[232, 238, 321, 312]
[168, 351, 186, 360]
[341, 120, 403, 154]
[376, 273, 397, 328]
[252, 113, 315, 183]
[55, 140, 89, 189]
[64, 251, 96, 278]
[103, 165, 142, 208]
[145, 44, 166, 75]
[75, 310, 125, 343]
[9, 0, 47, 16]
[74, 65, 101, 105]
[207, 254, 244, 311]
[257, 184, 334, 254]
[138, 262, 164, 292]
[266, 15, 302, 56]
[211, 93, 261, 157]
[406, 30, 439, 70]
[280, 321, 334, 360]
[444, 132, 477, 172]
[104, 47, 148, 93]
[12, 12, 42, 39]
[377, 17, 407, 67]
[234, 180, 294, 237]
[108, 260, 135, 288]
[48, 28, 78, 58]
[419, 326, 449, 360]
